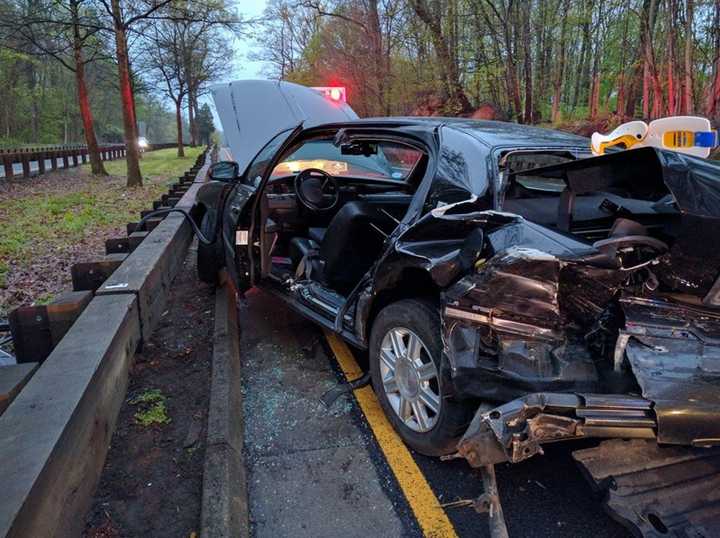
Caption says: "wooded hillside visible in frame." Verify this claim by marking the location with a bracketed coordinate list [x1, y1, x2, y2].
[254, 0, 720, 128]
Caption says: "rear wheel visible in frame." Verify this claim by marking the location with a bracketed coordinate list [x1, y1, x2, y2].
[369, 299, 476, 456]
[197, 212, 224, 284]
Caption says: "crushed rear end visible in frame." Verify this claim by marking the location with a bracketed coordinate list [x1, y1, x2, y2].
[433, 148, 720, 467]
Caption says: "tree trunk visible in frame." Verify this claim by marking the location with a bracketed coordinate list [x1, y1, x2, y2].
[367, 0, 387, 115]
[572, 10, 590, 111]
[666, 0, 677, 115]
[71, 0, 107, 176]
[128, 61, 142, 159]
[175, 98, 185, 157]
[192, 96, 200, 144]
[684, 0, 694, 114]
[408, 0, 471, 115]
[587, 1, 602, 121]
[110, 0, 142, 187]
[187, 89, 196, 146]
[640, 0, 664, 118]
[707, 0, 720, 119]
[551, 0, 570, 123]
[503, 2, 522, 122]
[522, 1, 533, 123]
[616, 3, 632, 117]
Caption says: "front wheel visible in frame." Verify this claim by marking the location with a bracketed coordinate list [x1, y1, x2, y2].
[369, 299, 476, 457]
[197, 212, 224, 284]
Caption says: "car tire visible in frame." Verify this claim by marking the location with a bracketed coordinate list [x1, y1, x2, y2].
[369, 299, 476, 457]
[197, 212, 223, 285]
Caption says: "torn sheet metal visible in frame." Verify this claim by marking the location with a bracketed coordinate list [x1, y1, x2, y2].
[574, 439, 720, 537]
[622, 296, 720, 446]
[457, 393, 655, 467]
[361, 146, 720, 465]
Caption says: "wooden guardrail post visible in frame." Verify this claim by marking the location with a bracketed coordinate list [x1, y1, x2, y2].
[21, 151, 30, 178]
[2, 154, 12, 178]
[37, 149, 45, 175]
[61, 150, 69, 169]
[50, 149, 58, 171]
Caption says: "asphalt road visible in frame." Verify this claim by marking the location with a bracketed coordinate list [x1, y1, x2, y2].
[237, 289, 632, 537]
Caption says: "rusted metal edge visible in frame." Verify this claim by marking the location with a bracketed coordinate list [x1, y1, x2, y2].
[573, 439, 720, 537]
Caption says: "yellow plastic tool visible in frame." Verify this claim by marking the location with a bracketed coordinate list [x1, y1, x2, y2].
[592, 116, 718, 158]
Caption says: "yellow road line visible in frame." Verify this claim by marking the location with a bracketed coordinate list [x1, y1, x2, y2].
[324, 330, 458, 538]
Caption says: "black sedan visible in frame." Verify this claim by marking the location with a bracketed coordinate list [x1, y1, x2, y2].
[193, 105, 720, 466]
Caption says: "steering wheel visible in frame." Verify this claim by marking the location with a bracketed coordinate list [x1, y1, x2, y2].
[294, 168, 340, 212]
[593, 235, 669, 255]
[593, 235, 669, 270]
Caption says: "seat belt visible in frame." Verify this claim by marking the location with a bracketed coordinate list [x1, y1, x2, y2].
[558, 189, 575, 232]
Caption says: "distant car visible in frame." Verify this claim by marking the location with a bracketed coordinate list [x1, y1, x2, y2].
[138, 137, 149, 152]
[193, 80, 720, 464]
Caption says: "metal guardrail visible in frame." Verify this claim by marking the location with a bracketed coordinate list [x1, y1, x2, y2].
[0, 144, 126, 179]
[0, 142, 181, 180]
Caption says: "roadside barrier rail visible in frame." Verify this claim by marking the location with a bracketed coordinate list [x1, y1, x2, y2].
[0, 142, 182, 180]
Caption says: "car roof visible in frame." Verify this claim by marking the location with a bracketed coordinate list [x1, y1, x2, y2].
[320, 117, 589, 150]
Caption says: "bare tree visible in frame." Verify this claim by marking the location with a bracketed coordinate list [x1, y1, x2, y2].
[145, 22, 187, 156]
[683, 0, 694, 114]
[1, 0, 110, 174]
[99, 0, 175, 187]
[408, 0, 471, 114]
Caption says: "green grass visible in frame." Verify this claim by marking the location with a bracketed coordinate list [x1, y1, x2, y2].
[0, 261, 8, 288]
[0, 147, 203, 265]
[131, 388, 171, 427]
[100, 146, 204, 179]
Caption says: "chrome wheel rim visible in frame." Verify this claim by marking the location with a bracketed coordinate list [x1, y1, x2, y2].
[379, 327, 441, 433]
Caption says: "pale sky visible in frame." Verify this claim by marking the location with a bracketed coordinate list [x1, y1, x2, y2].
[205, 0, 269, 130]
[232, 0, 268, 80]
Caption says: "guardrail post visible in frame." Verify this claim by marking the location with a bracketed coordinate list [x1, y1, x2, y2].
[62, 150, 69, 169]
[50, 150, 58, 171]
[81, 149, 87, 164]
[38, 150, 46, 175]
[2, 154, 12, 178]
[8, 306, 53, 363]
[71, 149, 78, 167]
[21, 151, 30, 178]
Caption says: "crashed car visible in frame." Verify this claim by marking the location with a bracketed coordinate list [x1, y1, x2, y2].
[195, 80, 720, 463]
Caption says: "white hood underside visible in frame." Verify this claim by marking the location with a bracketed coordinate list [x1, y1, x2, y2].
[211, 80, 359, 174]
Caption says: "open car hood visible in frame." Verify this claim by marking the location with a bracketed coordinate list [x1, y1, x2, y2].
[211, 80, 359, 175]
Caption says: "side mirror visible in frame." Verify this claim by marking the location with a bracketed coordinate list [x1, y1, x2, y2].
[209, 161, 240, 182]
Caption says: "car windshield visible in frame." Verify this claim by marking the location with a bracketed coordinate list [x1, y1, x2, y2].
[271, 139, 422, 182]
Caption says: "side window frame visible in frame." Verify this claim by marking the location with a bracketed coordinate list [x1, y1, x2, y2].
[243, 128, 294, 188]
[271, 136, 423, 183]
[422, 126, 491, 212]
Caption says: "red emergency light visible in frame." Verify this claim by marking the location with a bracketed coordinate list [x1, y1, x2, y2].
[312, 86, 347, 104]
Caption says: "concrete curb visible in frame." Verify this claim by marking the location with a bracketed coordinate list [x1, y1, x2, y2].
[0, 151, 209, 537]
[0, 294, 140, 537]
[201, 281, 249, 538]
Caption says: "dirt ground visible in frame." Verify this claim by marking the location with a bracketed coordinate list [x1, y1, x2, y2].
[84, 246, 214, 538]
[0, 170, 127, 315]
[0, 147, 202, 317]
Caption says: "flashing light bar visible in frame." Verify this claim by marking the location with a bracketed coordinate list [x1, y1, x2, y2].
[312, 86, 347, 104]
